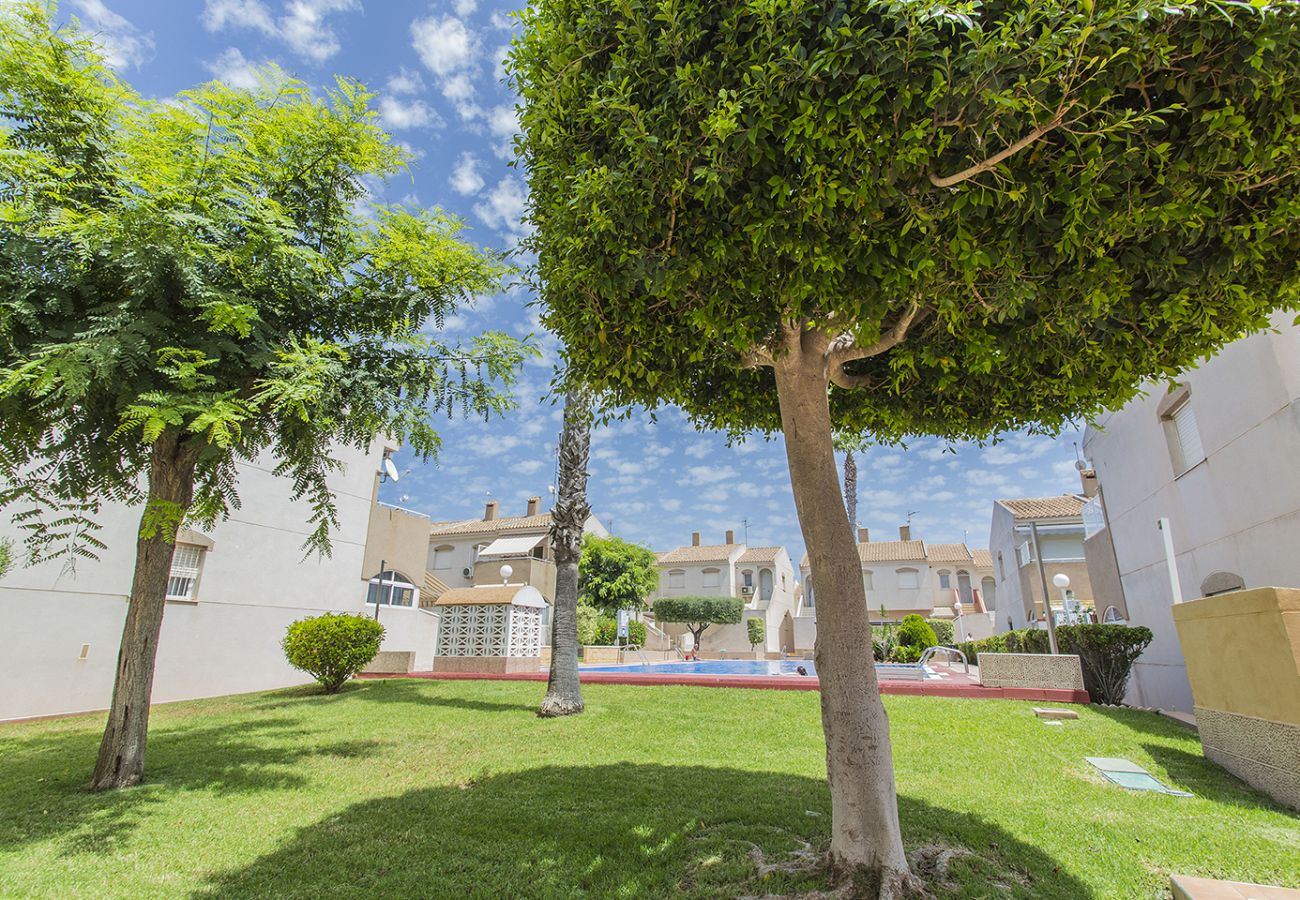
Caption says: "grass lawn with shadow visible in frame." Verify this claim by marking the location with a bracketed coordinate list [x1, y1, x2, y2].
[1, 679, 1297, 898]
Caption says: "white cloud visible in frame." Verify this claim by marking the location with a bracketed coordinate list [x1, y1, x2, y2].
[661, 498, 682, 512]
[486, 103, 520, 158]
[473, 175, 529, 244]
[515, 459, 544, 475]
[440, 73, 480, 120]
[387, 67, 425, 95]
[70, 0, 153, 70]
[453, 0, 477, 15]
[449, 152, 485, 196]
[201, 0, 359, 64]
[203, 47, 270, 89]
[679, 465, 738, 486]
[684, 442, 712, 460]
[411, 15, 478, 77]
[378, 95, 439, 130]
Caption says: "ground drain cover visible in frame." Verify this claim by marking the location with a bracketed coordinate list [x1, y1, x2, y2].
[1085, 757, 1193, 797]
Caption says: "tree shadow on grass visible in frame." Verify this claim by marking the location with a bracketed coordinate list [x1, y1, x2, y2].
[343, 678, 539, 713]
[196, 764, 1093, 899]
[1139, 741, 1298, 814]
[0, 717, 383, 856]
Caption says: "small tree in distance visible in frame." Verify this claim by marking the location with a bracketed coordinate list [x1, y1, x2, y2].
[513, 0, 1300, 890]
[652, 596, 743, 655]
[578, 533, 659, 614]
[746, 617, 765, 653]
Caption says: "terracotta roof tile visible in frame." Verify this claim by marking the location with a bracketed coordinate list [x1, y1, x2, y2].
[428, 513, 552, 537]
[433, 586, 530, 605]
[656, 544, 741, 564]
[998, 495, 1085, 521]
[737, 546, 782, 563]
[925, 543, 974, 563]
[858, 540, 928, 562]
[971, 548, 993, 568]
[800, 541, 993, 569]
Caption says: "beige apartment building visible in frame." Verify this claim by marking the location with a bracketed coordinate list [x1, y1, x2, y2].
[652, 530, 798, 654]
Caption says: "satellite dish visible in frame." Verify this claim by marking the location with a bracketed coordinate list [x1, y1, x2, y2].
[383, 457, 400, 482]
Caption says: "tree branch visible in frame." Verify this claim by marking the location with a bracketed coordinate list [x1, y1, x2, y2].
[828, 302, 924, 366]
[929, 104, 1073, 189]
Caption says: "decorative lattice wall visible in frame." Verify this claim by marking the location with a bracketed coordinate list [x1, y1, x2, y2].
[435, 604, 544, 658]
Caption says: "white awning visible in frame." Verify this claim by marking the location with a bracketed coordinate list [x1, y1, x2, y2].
[477, 534, 546, 557]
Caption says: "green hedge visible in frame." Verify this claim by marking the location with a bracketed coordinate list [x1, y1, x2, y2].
[594, 616, 647, 647]
[897, 614, 937, 650]
[925, 618, 954, 646]
[282, 613, 384, 693]
[959, 624, 1153, 705]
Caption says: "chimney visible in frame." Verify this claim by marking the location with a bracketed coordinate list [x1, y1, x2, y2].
[691, 531, 701, 546]
[899, 524, 911, 541]
[725, 529, 735, 544]
[1079, 469, 1099, 498]
[858, 527, 869, 543]
[526, 496, 541, 516]
[484, 500, 499, 521]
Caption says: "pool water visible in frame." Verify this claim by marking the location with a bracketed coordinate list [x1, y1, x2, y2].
[583, 659, 818, 677]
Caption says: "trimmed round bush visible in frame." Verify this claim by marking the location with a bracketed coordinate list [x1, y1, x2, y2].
[282, 613, 385, 693]
[896, 614, 938, 651]
[746, 617, 765, 650]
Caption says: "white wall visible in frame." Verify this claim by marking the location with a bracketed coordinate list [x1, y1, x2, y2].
[0, 441, 437, 721]
[1083, 312, 1300, 712]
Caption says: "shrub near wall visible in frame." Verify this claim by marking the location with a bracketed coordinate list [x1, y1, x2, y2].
[283, 614, 385, 694]
[594, 617, 647, 647]
[959, 624, 1152, 705]
[926, 619, 954, 646]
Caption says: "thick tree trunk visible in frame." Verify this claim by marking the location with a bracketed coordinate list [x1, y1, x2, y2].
[539, 390, 591, 718]
[91, 431, 200, 790]
[844, 449, 858, 526]
[773, 356, 917, 896]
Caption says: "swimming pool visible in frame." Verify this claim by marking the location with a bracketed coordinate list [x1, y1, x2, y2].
[581, 659, 936, 680]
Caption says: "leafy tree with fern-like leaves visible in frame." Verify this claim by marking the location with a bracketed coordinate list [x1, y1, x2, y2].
[0, 4, 531, 790]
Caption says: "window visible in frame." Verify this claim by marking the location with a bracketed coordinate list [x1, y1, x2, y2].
[668, 569, 685, 589]
[432, 545, 455, 570]
[937, 570, 952, 590]
[367, 570, 416, 607]
[702, 567, 721, 588]
[1163, 396, 1205, 476]
[166, 544, 203, 601]
[1016, 540, 1036, 568]
[742, 570, 753, 588]
[896, 567, 919, 590]
[862, 570, 874, 592]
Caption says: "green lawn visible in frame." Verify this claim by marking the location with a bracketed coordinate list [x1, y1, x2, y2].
[1, 680, 1297, 898]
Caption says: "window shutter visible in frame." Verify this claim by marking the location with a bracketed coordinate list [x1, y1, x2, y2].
[166, 545, 202, 600]
[1172, 401, 1204, 472]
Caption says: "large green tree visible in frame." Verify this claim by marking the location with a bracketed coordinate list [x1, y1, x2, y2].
[578, 533, 659, 614]
[0, 6, 529, 790]
[511, 0, 1300, 892]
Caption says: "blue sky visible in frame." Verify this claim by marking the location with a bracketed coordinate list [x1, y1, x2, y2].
[60, 0, 1085, 564]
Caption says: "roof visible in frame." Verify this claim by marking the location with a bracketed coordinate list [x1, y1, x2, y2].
[925, 543, 973, 563]
[737, 546, 782, 564]
[971, 548, 993, 568]
[656, 544, 741, 565]
[997, 495, 1086, 521]
[432, 585, 547, 607]
[858, 540, 927, 563]
[428, 513, 552, 538]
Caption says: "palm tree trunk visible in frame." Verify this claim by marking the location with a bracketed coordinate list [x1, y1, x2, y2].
[772, 353, 918, 897]
[91, 430, 201, 790]
[538, 389, 591, 718]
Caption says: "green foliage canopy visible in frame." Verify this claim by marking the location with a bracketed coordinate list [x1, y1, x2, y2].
[0, 4, 531, 560]
[652, 595, 744, 627]
[578, 533, 660, 613]
[746, 617, 765, 649]
[512, 0, 1300, 440]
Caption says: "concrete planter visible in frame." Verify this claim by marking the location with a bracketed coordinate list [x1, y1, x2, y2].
[363, 650, 415, 674]
[977, 652, 1085, 692]
[1173, 587, 1300, 811]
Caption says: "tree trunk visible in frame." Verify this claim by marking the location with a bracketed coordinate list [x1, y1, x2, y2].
[538, 389, 591, 718]
[844, 449, 858, 526]
[91, 430, 200, 791]
[772, 355, 917, 896]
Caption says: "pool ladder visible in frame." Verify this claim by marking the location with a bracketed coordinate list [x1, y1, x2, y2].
[918, 646, 969, 674]
[621, 643, 651, 666]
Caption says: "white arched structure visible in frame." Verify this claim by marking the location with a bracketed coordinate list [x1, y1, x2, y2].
[432, 585, 548, 673]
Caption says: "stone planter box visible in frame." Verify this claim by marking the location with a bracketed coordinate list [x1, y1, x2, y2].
[363, 650, 414, 674]
[1173, 587, 1300, 811]
[581, 645, 621, 665]
[977, 652, 1085, 692]
[432, 656, 540, 674]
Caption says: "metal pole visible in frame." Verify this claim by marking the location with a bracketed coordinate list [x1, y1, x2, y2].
[1029, 522, 1059, 654]
[1158, 517, 1184, 604]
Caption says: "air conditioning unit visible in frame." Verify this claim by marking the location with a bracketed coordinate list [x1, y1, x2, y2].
[741, 585, 753, 595]
[462, 567, 473, 578]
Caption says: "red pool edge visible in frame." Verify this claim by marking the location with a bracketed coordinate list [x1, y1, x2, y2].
[359, 670, 1090, 704]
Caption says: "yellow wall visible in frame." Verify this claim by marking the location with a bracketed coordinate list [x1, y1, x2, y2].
[362, 503, 432, 585]
[1172, 587, 1300, 725]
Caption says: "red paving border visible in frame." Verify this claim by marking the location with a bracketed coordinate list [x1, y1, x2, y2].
[362, 669, 1090, 705]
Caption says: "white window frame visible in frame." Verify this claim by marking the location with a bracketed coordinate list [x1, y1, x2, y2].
[896, 567, 920, 590]
[367, 570, 418, 608]
[1016, 540, 1036, 568]
[702, 567, 721, 589]
[862, 569, 874, 592]
[667, 569, 685, 590]
[937, 569, 952, 590]
[1164, 396, 1206, 476]
[432, 544, 455, 570]
[165, 544, 204, 602]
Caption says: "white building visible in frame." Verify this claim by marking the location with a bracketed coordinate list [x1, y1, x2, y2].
[1082, 311, 1300, 712]
[799, 526, 995, 629]
[652, 530, 798, 654]
[0, 441, 438, 721]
